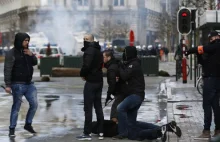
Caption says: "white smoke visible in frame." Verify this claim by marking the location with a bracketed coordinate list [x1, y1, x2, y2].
[35, 3, 90, 55]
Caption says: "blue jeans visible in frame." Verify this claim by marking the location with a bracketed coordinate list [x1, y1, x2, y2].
[117, 94, 143, 136]
[10, 83, 38, 128]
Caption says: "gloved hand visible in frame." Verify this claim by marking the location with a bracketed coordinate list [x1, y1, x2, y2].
[105, 93, 113, 106]
[185, 50, 189, 56]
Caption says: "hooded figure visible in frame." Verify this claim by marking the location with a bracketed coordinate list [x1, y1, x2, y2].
[4, 32, 38, 137]
[4, 32, 37, 86]
[113, 46, 145, 140]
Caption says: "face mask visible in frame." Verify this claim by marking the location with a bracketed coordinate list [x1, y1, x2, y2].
[84, 41, 90, 47]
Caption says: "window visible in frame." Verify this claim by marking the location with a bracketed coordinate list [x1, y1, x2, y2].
[40, 48, 58, 54]
[100, 0, 103, 7]
[114, 0, 118, 6]
[78, 0, 88, 6]
[120, 0, 124, 6]
[114, 0, 124, 6]
[64, 0, 67, 7]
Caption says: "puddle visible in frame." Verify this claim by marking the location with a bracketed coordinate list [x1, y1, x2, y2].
[174, 114, 192, 118]
[176, 105, 192, 110]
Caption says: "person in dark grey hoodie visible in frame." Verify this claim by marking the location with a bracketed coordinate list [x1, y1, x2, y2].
[4, 33, 38, 137]
[77, 34, 104, 141]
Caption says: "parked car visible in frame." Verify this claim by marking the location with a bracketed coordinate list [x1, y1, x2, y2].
[29, 45, 39, 56]
[37, 44, 64, 68]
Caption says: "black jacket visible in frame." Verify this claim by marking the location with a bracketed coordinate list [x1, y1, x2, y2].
[4, 33, 37, 87]
[104, 58, 119, 95]
[80, 41, 103, 83]
[120, 46, 145, 100]
[187, 39, 220, 77]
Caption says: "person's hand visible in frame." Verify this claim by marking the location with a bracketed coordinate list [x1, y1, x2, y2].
[116, 77, 119, 82]
[23, 49, 33, 56]
[105, 93, 113, 106]
[81, 77, 86, 81]
[5, 87, 11, 94]
[185, 51, 189, 56]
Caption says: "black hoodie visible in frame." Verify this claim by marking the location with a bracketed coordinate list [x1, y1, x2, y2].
[119, 46, 145, 100]
[80, 41, 103, 83]
[4, 33, 37, 87]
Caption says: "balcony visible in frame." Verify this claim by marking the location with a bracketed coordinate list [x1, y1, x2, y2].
[197, 10, 220, 29]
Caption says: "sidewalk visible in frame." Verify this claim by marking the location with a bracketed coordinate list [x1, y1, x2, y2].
[166, 78, 215, 142]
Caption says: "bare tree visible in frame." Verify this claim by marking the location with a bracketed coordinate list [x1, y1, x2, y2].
[96, 20, 130, 42]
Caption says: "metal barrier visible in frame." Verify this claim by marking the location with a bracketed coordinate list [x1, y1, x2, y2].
[63, 56, 159, 76]
[40, 57, 60, 76]
[141, 56, 159, 76]
[63, 56, 83, 68]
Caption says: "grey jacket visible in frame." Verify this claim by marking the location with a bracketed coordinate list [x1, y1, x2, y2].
[4, 48, 37, 87]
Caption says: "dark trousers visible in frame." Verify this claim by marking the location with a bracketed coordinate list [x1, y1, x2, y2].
[83, 81, 104, 135]
[110, 94, 126, 119]
[128, 121, 160, 140]
[203, 77, 220, 130]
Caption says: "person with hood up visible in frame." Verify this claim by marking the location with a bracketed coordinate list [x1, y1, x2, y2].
[112, 46, 145, 140]
[4, 33, 38, 137]
[77, 34, 104, 141]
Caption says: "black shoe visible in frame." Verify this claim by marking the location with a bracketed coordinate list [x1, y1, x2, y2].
[161, 126, 167, 142]
[24, 125, 37, 134]
[9, 128, 15, 137]
[112, 135, 127, 140]
[166, 121, 182, 137]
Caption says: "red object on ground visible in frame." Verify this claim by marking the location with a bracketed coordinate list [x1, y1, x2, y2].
[182, 58, 187, 83]
[129, 30, 134, 46]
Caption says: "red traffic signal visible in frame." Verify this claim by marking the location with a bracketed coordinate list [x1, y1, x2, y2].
[177, 8, 191, 35]
[182, 12, 187, 17]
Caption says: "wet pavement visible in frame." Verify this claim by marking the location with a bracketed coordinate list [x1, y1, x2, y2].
[0, 62, 171, 142]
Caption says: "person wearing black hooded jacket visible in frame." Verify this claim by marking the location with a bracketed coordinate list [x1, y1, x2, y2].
[185, 31, 220, 139]
[4, 33, 38, 137]
[112, 46, 145, 140]
[77, 34, 104, 141]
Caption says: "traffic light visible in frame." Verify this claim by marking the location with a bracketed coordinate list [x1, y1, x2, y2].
[177, 8, 191, 35]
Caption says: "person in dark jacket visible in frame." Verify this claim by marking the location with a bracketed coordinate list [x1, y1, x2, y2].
[103, 50, 126, 123]
[77, 34, 104, 141]
[92, 120, 182, 142]
[185, 31, 220, 139]
[112, 46, 145, 140]
[4, 33, 38, 137]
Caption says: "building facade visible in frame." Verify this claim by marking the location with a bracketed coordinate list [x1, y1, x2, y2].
[0, 0, 162, 47]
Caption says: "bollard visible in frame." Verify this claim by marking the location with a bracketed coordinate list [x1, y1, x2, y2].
[182, 57, 187, 83]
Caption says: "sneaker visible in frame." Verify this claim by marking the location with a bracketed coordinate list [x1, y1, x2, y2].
[213, 130, 220, 137]
[98, 133, 104, 140]
[76, 134, 92, 141]
[194, 130, 211, 140]
[166, 121, 182, 137]
[24, 125, 37, 134]
[112, 135, 127, 140]
[9, 128, 15, 137]
[161, 126, 167, 142]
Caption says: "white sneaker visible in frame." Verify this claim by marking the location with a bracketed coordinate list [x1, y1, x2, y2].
[98, 133, 104, 140]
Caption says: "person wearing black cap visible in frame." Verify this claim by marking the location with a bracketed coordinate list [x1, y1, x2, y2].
[4, 33, 38, 137]
[185, 31, 220, 139]
[112, 46, 145, 140]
